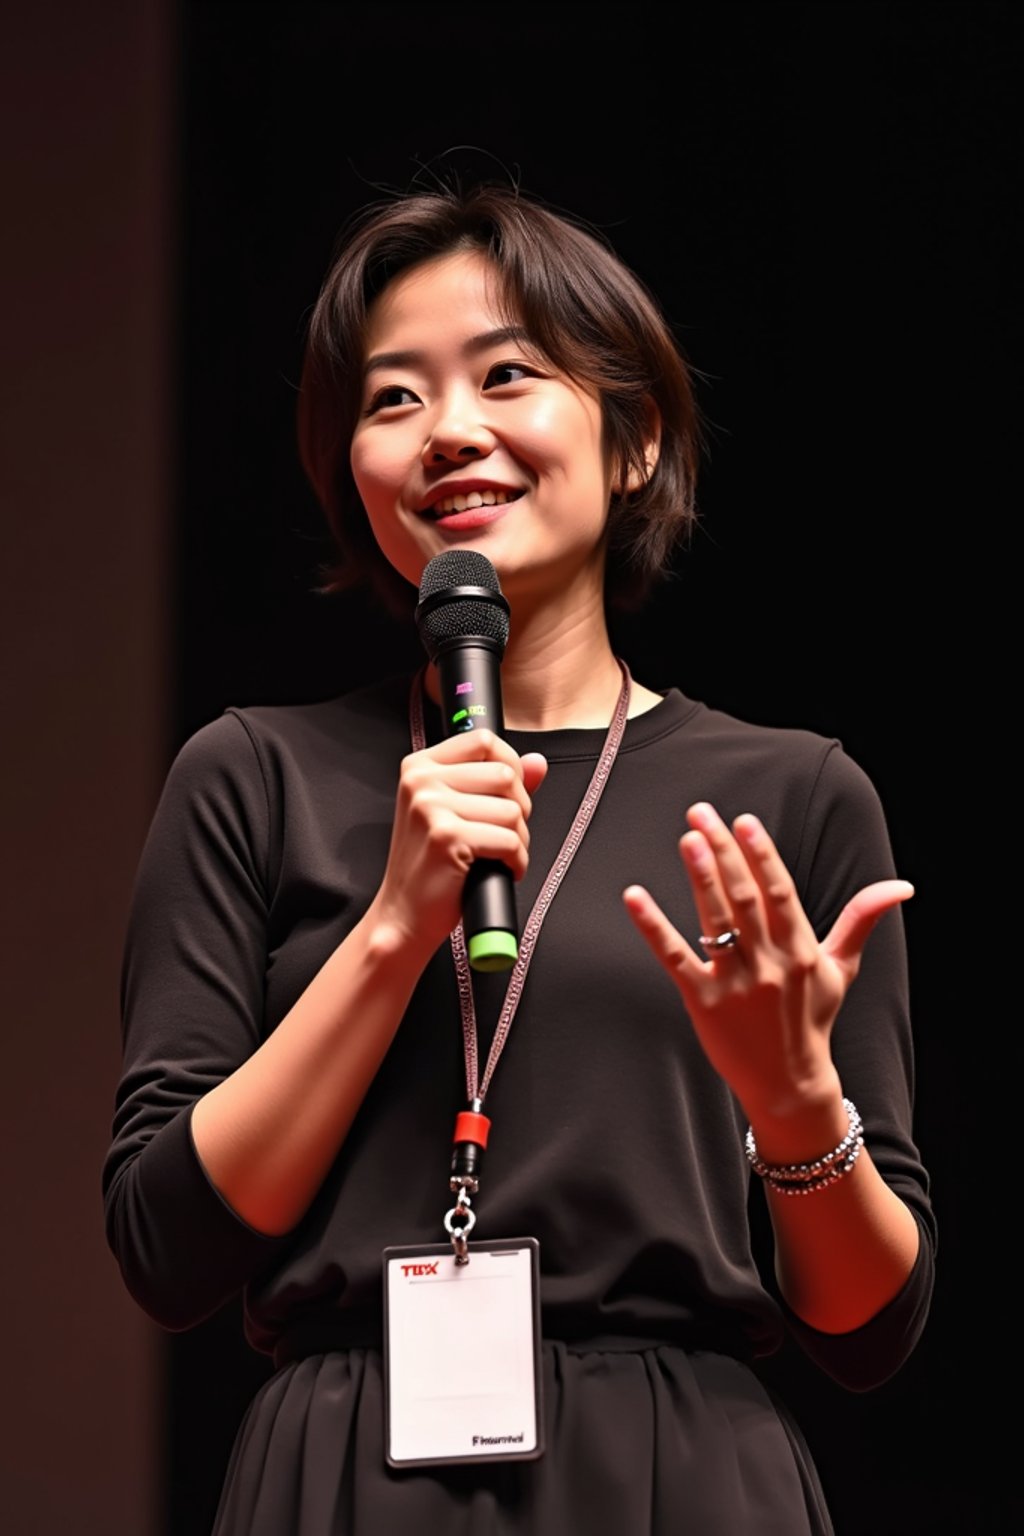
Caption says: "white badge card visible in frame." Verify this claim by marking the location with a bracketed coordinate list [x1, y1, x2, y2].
[383, 1238, 543, 1467]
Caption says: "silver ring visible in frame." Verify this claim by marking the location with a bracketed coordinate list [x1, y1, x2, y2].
[699, 927, 741, 955]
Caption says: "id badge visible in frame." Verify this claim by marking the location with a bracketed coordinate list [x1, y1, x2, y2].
[382, 1237, 544, 1467]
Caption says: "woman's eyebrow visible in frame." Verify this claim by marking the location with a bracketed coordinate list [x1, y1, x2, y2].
[363, 326, 531, 376]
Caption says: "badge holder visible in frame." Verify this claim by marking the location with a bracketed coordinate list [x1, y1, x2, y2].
[382, 1236, 543, 1467]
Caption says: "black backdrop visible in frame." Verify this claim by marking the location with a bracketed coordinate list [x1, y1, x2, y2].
[167, 3, 1015, 1531]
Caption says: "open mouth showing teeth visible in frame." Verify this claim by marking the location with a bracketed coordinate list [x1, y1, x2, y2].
[423, 489, 524, 518]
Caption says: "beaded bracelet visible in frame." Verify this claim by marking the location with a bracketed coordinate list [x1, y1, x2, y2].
[745, 1098, 864, 1196]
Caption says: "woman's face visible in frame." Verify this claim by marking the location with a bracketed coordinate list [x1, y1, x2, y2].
[349, 249, 616, 613]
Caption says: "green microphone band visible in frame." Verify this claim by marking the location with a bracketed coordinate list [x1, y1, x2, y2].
[467, 930, 519, 972]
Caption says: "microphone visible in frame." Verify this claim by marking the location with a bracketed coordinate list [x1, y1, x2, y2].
[415, 549, 518, 973]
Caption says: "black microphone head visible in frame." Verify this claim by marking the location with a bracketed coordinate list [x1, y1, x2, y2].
[416, 550, 511, 661]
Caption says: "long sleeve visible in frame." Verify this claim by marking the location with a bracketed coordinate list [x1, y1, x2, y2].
[766, 740, 937, 1388]
[102, 713, 290, 1328]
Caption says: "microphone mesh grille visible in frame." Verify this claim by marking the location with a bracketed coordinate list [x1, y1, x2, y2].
[418, 549, 501, 599]
[417, 551, 510, 656]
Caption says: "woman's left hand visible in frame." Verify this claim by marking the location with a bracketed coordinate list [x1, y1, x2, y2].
[622, 801, 914, 1123]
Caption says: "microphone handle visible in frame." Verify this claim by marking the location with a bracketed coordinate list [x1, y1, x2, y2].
[436, 642, 519, 973]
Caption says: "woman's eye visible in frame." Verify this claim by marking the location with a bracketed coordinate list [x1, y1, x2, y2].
[364, 384, 418, 415]
[484, 361, 537, 388]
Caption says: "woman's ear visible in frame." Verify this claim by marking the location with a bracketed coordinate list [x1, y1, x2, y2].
[615, 398, 662, 495]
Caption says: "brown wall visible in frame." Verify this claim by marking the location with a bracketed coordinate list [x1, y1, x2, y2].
[1, 3, 172, 1530]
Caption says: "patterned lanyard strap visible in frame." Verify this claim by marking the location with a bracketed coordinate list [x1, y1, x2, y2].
[409, 658, 632, 1259]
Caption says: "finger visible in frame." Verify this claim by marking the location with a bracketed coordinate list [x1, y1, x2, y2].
[731, 813, 818, 951]
[404, 776, 530, 858]
[405, 755, 535, 825]
[685, 802, 768, 948]
[426, 729, 522, 772]
[420, 732, 537, 812]
[622, 884, 702, 986]
[444, 816, 533, 877]
[436, 760, 534, 813]
[678, 832, 739, 950]
[822, 880, 915, 975]
[443, 788, 531, 845]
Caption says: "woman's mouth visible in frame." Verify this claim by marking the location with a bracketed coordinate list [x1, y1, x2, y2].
[421, 488, 524, 531]
[423, 488, 523, 519]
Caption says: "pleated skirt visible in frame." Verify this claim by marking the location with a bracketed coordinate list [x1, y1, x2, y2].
[211, 1341, 832, 1535]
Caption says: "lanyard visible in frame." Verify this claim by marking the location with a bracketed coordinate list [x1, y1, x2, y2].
[409, 658, 632, 1258]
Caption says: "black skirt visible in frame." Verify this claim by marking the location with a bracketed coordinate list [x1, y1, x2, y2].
[211, 1340, 832, 1535]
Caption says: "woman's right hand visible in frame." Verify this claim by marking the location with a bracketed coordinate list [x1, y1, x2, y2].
[372, 730, 548, 960]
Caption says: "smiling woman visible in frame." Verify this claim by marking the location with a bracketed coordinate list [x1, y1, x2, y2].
[349, 251, 617, 640]
[103, 175, 935, 1536]
[298, 183, 698, 624]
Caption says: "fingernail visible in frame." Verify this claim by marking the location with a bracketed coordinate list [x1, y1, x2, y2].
[735, 814, 764, 845]
[682, 831, 712, 868]
[688, 803, 723, 834]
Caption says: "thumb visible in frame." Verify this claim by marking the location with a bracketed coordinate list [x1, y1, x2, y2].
[521, 752, 549, 795]
[823, 879, 915, 975]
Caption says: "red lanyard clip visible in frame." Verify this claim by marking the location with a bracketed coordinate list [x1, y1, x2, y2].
[450, 1106, 491, 1194]
[444, 1104, 491, 1265]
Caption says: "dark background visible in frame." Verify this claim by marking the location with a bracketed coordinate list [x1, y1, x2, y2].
[167, 1, 1012, 1531]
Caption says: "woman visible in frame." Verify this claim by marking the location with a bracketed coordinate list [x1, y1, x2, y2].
[103, 179, 935, 1533]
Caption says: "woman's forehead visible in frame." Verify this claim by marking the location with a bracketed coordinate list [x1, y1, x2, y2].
[362, 250, 531, 358]
[369, 250, 503, 319]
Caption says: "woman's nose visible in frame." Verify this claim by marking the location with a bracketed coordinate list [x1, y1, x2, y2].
[422, 400, 495, 465]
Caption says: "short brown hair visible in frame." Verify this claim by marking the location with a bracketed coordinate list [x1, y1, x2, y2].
[297, 180, 703, 613]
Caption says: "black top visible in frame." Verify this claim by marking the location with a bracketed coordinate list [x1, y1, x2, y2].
[103, 677, 936, 1534]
